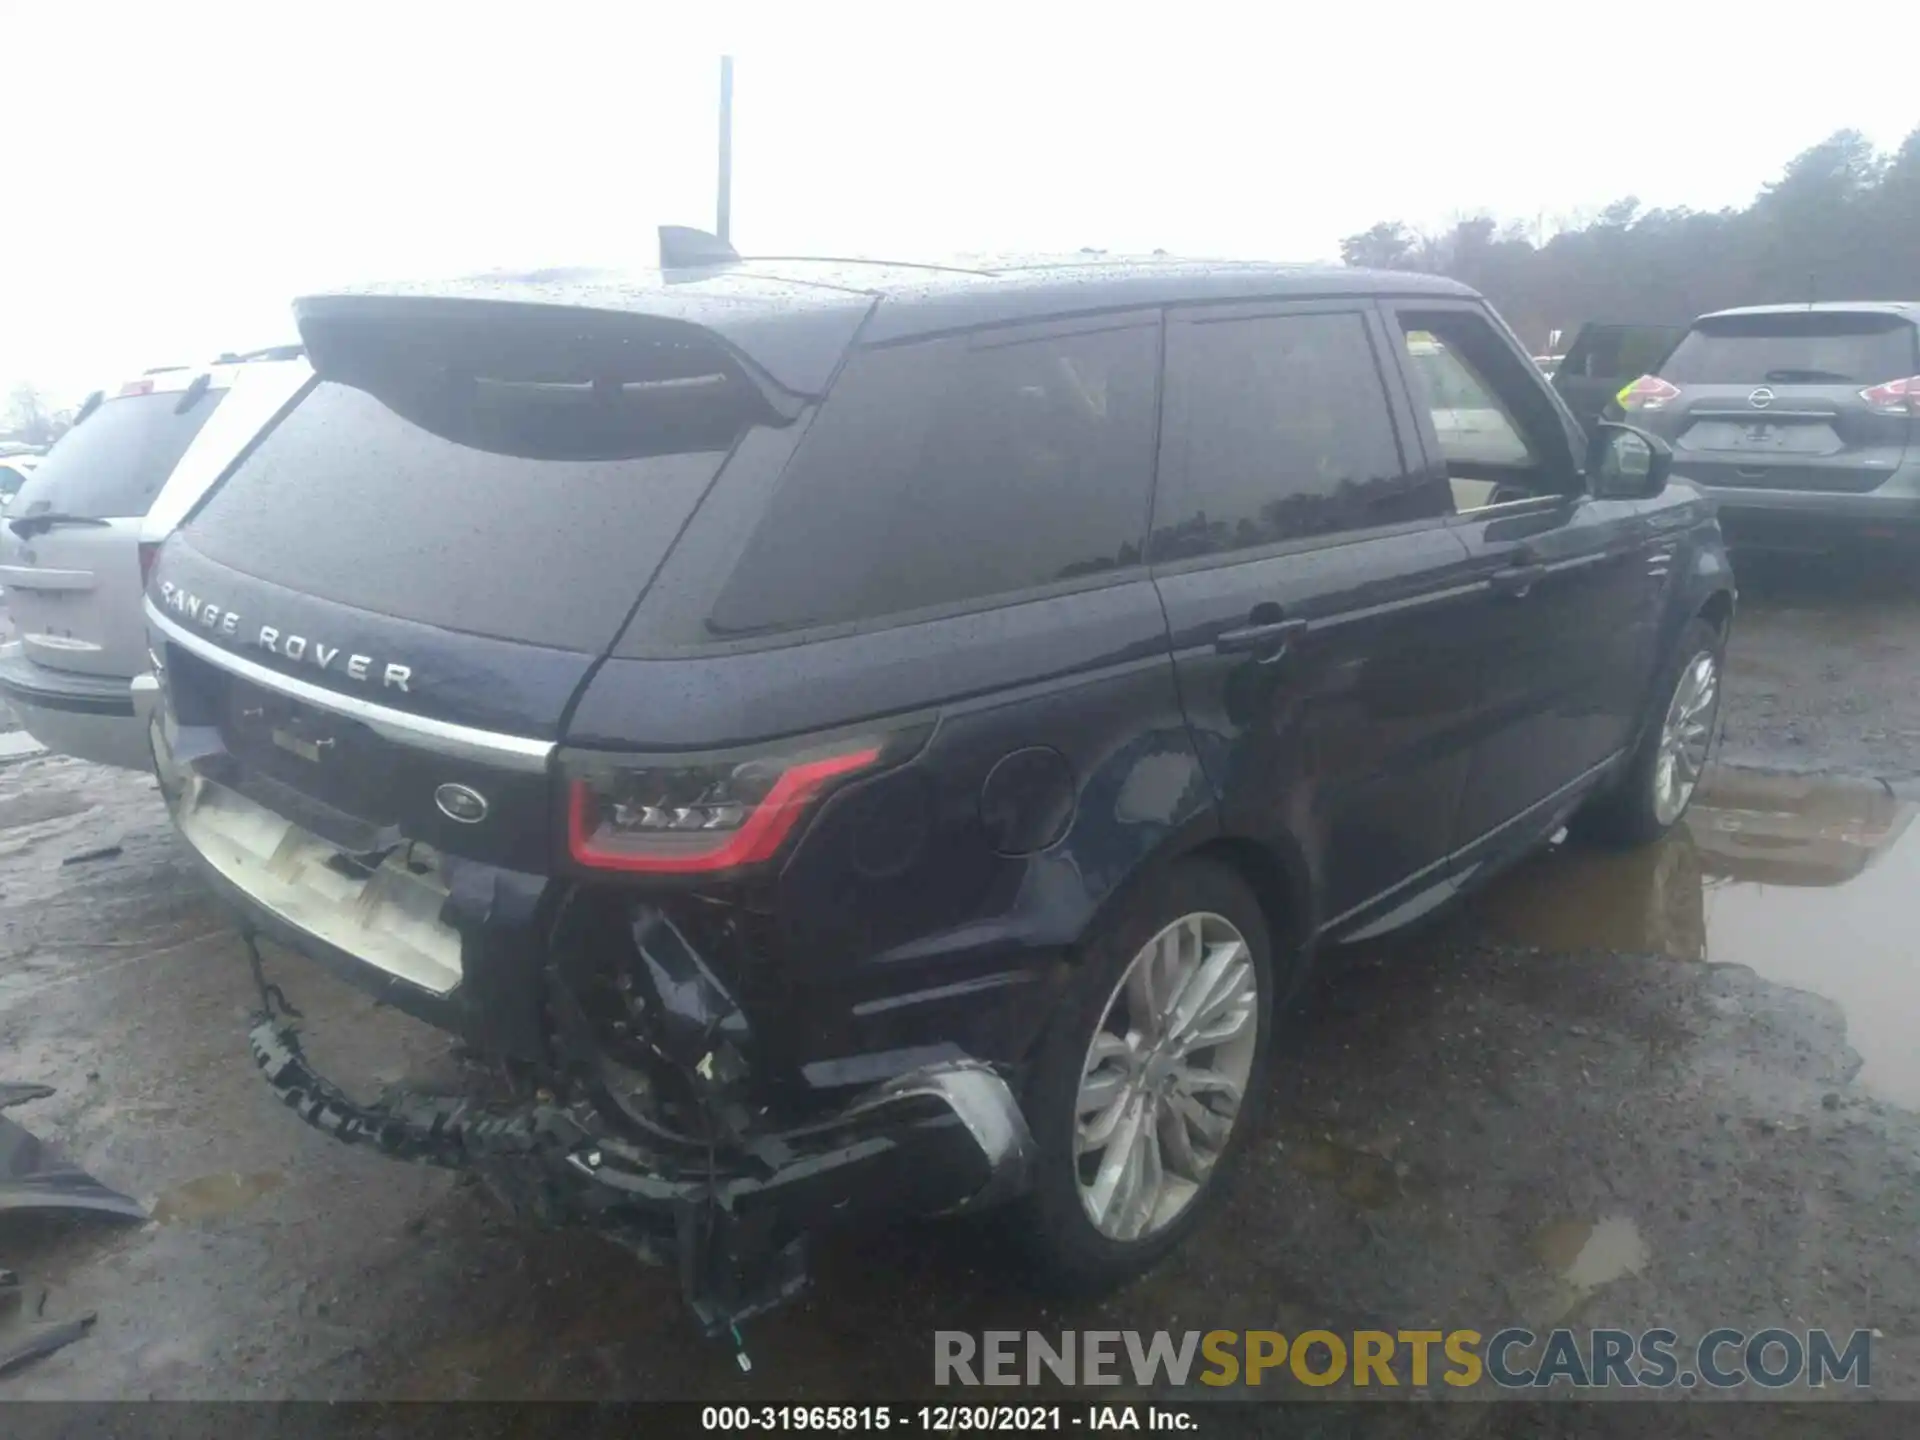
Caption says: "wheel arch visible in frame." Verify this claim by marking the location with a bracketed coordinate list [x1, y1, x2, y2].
[1696, 586, 1735, 641]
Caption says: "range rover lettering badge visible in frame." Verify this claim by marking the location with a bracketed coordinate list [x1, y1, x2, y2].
[156, 582, 412, 690]
[435, 783, 489, 824]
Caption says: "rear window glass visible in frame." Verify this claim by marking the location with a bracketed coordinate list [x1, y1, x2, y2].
[1151, 310, 1434, 562]
[708, 321, 1160, 637]
[1660, 314, 1918, 386]
[184, 380, 741, 652]
[11, 389, 226, 520]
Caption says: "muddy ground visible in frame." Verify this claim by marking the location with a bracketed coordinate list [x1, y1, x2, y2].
[1, 554, 1917, 1409]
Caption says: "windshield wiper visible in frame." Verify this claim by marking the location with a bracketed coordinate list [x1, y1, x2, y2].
[1763, 368, 1853, 384]
[8, 512, 111, 540]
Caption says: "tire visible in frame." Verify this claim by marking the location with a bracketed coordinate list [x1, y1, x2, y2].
[1575, 617, 1725, 848]
[1012, 858, 1274, 1292]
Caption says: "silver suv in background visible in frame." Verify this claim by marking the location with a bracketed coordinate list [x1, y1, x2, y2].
[0, 453, 42, 513]
[0, 349, 309, 767]
[1618, 303, 1920, 553]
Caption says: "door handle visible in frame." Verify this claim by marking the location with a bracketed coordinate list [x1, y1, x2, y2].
[1214, 617, 1308, 660]
[1489, 563, 1546, 599]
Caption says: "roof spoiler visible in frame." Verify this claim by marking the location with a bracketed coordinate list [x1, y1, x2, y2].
[659, 225, 740, 270]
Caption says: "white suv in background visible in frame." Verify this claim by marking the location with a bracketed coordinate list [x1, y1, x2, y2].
[0, 348, 310, 768]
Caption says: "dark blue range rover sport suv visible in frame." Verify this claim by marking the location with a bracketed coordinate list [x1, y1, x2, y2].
[139, 236, 1735, 1332]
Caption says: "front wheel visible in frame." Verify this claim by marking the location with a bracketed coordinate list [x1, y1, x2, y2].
[1013, 859, 1274, 1291]
[1576, 617, 1724, 847]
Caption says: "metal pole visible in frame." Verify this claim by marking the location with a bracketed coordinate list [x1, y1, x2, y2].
[717, 55, 734, 245]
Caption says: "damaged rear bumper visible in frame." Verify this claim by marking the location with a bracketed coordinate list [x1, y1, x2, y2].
[150, 708, 1033, 1331]
[244, 986, 1030, 1332]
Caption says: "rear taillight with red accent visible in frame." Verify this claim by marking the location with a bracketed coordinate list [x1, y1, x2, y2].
[565, 735, 899, 874]
[1616, 375, 1681, 412]
[1859, 376, 1920, 416]
[117, 378, 155, 399]
[137, 541, 160, 586]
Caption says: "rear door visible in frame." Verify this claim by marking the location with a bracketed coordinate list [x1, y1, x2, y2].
[1631, 310, 1917, 494]
[2, 374, 228, 678]
[1552, 323, 1686, 434]
[1150, 299, 1488, 935]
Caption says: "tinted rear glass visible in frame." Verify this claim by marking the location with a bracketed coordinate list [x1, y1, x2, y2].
[1661, 314, 1918, 386]
[708, 321, 1160, 637]
[185, 380, 738, 652]
[11, 389, 226, 520]
[1151, 310, 1435, 562]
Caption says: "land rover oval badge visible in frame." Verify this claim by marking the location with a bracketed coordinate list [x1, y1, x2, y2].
[435, 783, 489, 824]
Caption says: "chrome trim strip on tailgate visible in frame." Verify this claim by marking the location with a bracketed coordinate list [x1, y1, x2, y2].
[145, 600, 555, 773]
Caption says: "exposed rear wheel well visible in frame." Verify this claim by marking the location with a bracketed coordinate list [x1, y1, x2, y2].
[1184, 836, 1310, 974]
[1698, 589, 1735, 641]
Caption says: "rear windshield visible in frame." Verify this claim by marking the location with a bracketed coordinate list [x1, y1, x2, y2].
[1660, 314, 1919, 386]
[11, 388, 226, 520]
[183, 379, 744, 652]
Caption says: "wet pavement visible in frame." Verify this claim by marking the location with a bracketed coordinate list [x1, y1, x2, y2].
[0, 571, 1917, 1403]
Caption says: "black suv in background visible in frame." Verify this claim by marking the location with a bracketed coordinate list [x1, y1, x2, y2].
[141, 241, 1735, 1331]
[1616, 302, 1920, 553]
[1550, 320, 1686, 434]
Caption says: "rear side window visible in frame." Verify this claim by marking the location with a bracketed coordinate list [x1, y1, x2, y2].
[1151, 310, 1436, 562]
[184, 380, 741, 652]
[708, 321, 1159, 636]
[1661, 314, 1919, 386]
[11, 389, 226, 520]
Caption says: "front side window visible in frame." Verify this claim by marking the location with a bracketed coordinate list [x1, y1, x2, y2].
[1150, 309, 1437, 563]
[709, 320, 1160, 637]
[1394, 308, 1580, 511]
[1404, 330, 1536, 507]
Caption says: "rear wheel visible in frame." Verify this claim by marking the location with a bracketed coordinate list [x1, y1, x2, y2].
[1577, 617, 1724, 847]
[1014, 859, 1273, 1291]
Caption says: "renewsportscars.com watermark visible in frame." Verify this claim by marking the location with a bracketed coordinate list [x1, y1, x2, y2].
[935, 1328, 1874, 1391]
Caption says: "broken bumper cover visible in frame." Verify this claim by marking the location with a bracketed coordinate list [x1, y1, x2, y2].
[148, 696, 1033, 1328]
[245, 998, 1032, 1331]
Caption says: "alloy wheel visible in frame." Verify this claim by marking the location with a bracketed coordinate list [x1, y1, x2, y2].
[1653, 651, 1719, 826]
[1073, 911, 1261, 1242]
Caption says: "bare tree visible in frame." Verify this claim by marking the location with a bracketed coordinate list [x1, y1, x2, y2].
[4, 383, 61, 447]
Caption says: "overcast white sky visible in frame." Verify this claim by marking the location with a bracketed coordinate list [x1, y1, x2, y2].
[6, 1, 1916, 405]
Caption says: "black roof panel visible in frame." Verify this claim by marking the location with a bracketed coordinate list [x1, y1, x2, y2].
[299, 255, 1478, 397]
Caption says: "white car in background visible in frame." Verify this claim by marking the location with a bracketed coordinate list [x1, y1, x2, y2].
[0, 349, 309, 768]
[0, 453, 42, 513]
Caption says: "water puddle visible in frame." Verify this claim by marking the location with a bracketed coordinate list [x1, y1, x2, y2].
[1473, 768, 1920, 1108]
[151, 1170, 286, 1224]
[1530, 1215, 1649, 1291]
[1286, 1133, 1409, 1209]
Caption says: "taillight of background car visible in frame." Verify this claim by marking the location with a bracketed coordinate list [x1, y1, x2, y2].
[1859, 376, 1920, 416]
[565, 733, 911, 875]
[1616, 375, 1681, 412]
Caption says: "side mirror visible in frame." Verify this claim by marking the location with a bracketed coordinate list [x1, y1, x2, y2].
[1587, 421, 1672, 500]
